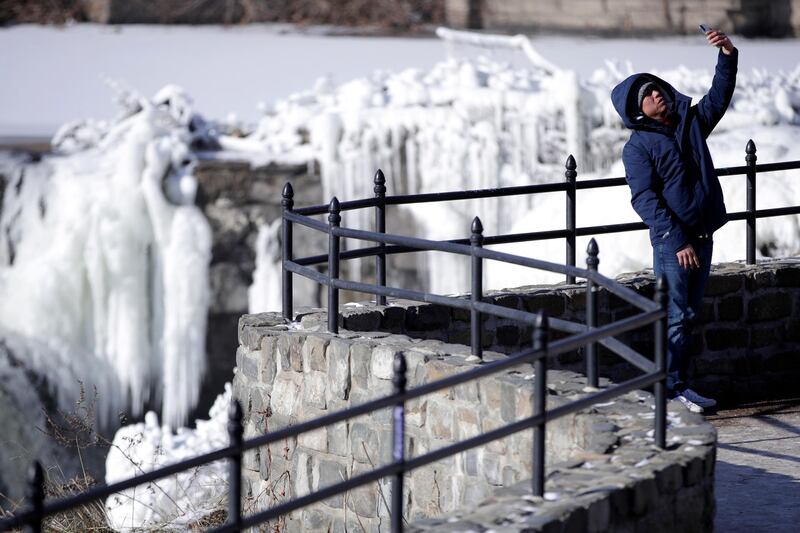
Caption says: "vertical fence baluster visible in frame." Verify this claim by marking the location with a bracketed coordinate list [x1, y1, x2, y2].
[282, 183, 295, 322]
[25, 461, 44, 533]
[565, 155, 577, 284]
[470, 217, 484, 360]
[654, 276, 668, 449]
[227, 401, 244, 530]
[374, 170, 387, 306]
[746, 140, 757, 265]
[586, 238, 600, 388]
[328, 197, 341, 334]
[391, 352, 408, 533]
[532, 311, 549, 497]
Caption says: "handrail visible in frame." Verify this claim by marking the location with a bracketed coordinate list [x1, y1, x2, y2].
[6, 142, 797, 533]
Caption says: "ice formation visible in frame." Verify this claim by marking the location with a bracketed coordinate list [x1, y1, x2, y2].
[104, 384, 231, 531]
[0, 84, 212, 428]
[248, 219, 283, 313]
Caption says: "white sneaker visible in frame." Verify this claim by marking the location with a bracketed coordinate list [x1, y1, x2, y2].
[674, 394, 704, 414]
[681, 388, 717, 409]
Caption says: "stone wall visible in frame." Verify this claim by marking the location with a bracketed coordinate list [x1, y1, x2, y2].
[234, 312, 716, 532]
[446, 0, 800, 37]
[323, 260, 800, 406]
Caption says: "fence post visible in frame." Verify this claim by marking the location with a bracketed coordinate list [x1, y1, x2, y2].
[328, 197, 341, 334]
[226, 401, 244, 530]
[391, 352, 408, 533]
[374, 169, 387, 306]
[470, 216, 484, 360]
[282, 182, 294, 322]
[654, 276, 668, 449]
[746, 140, 757, 265]
[586, 238, 600, 388]
[25, 461, 44, 533]
[532, 311, 549, 497]
[565, 155, 577, 284]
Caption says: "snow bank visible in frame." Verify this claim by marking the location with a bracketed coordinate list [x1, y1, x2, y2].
[104, 384, 231, 531]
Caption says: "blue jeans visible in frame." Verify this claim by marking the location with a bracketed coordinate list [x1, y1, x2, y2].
[652, 238, 713, 394]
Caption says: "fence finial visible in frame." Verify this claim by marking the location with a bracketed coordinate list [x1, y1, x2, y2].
[565, 154, 577, 174]
[586, 238, 599, 269]
[471, 216, 484, 244]
[282, 182, 294, 209]
[329, 196, 341, 224]
[746, 139, 757, 159]
[374, 169, 386, 195]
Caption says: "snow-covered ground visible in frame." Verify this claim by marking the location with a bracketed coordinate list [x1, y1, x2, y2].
[2, 24, 800, 530]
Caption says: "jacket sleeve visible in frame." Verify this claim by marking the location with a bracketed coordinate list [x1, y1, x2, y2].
[694, 47, 738, 137]
[623, 142, 689, 254]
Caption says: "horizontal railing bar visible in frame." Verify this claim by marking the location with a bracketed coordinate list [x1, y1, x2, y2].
[727, 206, 800, 221]
[547, 371, 664, 420]
[331, 278, 473, 311]
[291, 159, 800, 216]
[716, 161, 800, 176]
[546, 309, 663, 359]
[334, 225, 472, 256]
[482, 229, 571, 246]
[294, 228, 572, 267]
[294, 197, 380, 216]
[585, 270, 660, 311]
[754, 160, 800, 173]
[290, 263, 657, 374]
[599, 337, 656, 372]
[715, 165, 748, 176]
[575, 177, 627, 189]
[383, 182, 568, 205]
[284, 261, 329, 285]
[575, 221, 648, 237]
[284, 210, 329, 232]
[530, 317, 654, 372]
[475, 246, 584, 278]
[471, 300, 544, 325]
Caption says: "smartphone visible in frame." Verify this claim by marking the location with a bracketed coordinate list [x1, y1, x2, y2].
[699, 24, 712, 33]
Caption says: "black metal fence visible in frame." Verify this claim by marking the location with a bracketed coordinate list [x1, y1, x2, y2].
[2, 140, 798, 533]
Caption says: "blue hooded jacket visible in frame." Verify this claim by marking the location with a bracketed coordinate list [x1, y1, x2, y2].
[611, 49, 738, 254]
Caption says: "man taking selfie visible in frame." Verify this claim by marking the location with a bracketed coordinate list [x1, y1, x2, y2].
[610, 28, 738, 413]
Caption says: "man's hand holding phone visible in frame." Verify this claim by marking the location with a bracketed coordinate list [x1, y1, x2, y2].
[699, 24, 734, 55]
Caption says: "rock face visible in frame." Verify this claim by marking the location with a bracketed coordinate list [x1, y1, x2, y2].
[0, 338, 106, 507]
[192, 159, 325, 419]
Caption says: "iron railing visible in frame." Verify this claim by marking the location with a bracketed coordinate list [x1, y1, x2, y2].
[3, 140, 797, 532]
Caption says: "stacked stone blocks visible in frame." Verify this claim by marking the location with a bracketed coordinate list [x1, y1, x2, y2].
[234, 309, 717, 532]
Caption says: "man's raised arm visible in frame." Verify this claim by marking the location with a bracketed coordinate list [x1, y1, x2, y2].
[695, 28, 738, 136]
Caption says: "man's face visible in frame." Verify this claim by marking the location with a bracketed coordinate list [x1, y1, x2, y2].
[641, 86, 668, 120]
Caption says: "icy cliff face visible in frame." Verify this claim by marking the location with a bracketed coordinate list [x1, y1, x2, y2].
[0, 85, 213, 428]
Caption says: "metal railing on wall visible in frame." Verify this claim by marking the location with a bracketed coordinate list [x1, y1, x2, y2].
[3, 140, 797, 532]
